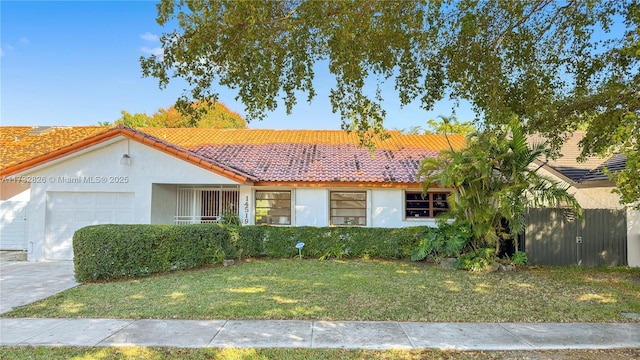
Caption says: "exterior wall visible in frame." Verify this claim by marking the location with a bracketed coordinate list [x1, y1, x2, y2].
[150, 184, 177, 224]
[572, 187, 624, 210]
[628, 208, 640, 267]
[535, 167, 621, 209]
[370, 188, 439, 228]
[295, 188, 329, 227]
[1, 188, 31, 251]
[22, 137, 242, 261]
[0, 200, 28, 250]
[250, 187, 439, 228]
[239, 186, 253, 225]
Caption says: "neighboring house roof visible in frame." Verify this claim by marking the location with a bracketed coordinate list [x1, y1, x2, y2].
[0, 126, 465, 187]
[1, 126, 109, 169]
[529, 132, 627, 186]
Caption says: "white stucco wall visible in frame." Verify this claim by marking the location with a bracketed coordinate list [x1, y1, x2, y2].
[150, 184, 177, 224]
[22, 136, 242, 260]
[239, 186, 253, 226]
[292, 187, 438, 228]
[371, 188, 439, 228]
[0, 200, 29, 250]
[295, 188, 329, 227]
[628, 208, 640, 267]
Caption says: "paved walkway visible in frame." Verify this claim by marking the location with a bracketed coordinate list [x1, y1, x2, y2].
[1, 260, 639, 350]
[2, 318, 639, 350]
[0, 260, 78, 314]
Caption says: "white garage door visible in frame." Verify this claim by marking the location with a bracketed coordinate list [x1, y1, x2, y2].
[45, 192, 134, 260]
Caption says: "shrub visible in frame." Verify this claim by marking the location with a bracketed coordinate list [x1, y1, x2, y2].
[73, 223, 237, 282]
[73, 224, 430, 282]
[511, 251, 528, 266]
[455, 248, 498, 272]
[410, 220, 472, 262]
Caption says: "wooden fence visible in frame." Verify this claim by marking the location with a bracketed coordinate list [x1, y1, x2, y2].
[524, 208, 627, 266]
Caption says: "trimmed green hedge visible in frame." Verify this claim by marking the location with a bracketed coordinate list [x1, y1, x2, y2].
[73, 224, 430, 282]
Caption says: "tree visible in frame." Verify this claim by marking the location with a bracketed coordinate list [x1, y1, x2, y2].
[141, 0, 637, 204]
[111, 110, 154, 127]
[102, 101, 247, 128]
[423, 117, 476, 135]
[419, 119, 582, 254]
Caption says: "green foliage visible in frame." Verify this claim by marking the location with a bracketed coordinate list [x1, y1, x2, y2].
[423, 117, 476, 136]
[419, 118, 583, 254]
[142, 0, 636, 174]
[73, 224, 430, 282]
[73, 224, 237, 282]
[511, 251, 528, 266]
[455, 248, 498, 272]
[410, 220, 472, 262]
[101, 102, 247, 129]
[219, 206, 241, 225]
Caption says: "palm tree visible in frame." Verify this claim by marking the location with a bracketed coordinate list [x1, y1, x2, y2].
[419, 117, 582, 254]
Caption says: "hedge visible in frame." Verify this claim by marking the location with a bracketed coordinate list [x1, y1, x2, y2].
[73, 224, 431, 282]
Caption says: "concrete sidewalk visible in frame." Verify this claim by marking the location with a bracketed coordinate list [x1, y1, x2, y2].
[1, 318, 639, 350]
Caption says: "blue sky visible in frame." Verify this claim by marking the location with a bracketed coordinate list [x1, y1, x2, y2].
[1, 1, 473, 130]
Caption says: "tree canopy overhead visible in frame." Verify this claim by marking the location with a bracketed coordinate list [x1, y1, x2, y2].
[141, 0, 638, 205]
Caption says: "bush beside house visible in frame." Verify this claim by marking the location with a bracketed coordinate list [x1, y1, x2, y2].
[73, 224, 432, 282]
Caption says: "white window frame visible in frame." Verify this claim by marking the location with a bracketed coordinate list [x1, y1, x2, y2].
[255, 190, 292, 225]
[330, 191, 367, 226]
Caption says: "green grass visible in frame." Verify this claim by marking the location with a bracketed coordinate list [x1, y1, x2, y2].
[1, 347, 639, 360]
[3, 259, 640, 322]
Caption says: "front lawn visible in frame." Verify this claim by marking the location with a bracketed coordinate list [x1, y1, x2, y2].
[3, 259, 639, 322]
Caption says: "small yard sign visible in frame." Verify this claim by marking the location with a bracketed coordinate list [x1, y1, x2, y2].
[295, 240, 305, 259]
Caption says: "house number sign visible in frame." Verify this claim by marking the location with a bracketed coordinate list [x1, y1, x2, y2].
[244, 196, 249, 224]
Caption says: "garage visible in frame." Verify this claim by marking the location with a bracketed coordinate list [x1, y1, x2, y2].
[45, 192, 134, 260]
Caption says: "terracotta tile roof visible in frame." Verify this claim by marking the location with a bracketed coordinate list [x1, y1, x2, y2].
[135, 128, 463, 184]
[1, 126, 465, 185]
[528, 132, 626, 184]
[1, 126, 109, 169]
[193, 144, 438, 183]
[138, 128, 465, 151]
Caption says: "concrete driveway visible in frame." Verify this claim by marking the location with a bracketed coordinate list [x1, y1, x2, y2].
[0, 261, 78, 314]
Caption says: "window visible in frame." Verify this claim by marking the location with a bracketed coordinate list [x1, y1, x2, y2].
[330, 191, 366, 226]
[405, 192, 449, 218]
[255, 191, 291, 225]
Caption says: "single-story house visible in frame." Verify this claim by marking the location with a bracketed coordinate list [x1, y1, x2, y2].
[529, 132, 639, 267]
[2, 126, 636, 266]
[0, 125, 464, 261]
